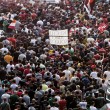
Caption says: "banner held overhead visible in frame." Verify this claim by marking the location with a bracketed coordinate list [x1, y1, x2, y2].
[49, 29, 68, 45]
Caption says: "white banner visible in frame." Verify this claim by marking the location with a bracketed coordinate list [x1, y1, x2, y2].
[49, 29, 68, 37]
[49, 29, 68, 45]
[50, 37, 68, 45]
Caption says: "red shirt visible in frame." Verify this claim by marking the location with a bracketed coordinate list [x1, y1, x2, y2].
[19, 67, 24, 73]
[7, 38, 16, 47]
[17, 92, 22, 96]
[77, 73, 81, 79]
[31, 13, 37, 20]
[94, 54, 100, 60]
[19, 13, 27, 21]
[59, 99, 66, 110]
[41, 70, 45, 77]
[24, 68, 30, 75]
[103, 17, 108, 24]
[7, 90, 13, 95]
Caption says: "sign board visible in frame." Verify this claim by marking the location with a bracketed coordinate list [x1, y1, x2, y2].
[49, 29, 68, 45]
[50, 36, 68, 45]
[40, 0, 60, 3]
[49, 29, 68, 37]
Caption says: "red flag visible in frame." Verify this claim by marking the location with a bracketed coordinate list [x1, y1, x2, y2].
[84, 0, 95, 14]
[98, 23, 108, 33]
[8, 20, 16, 30]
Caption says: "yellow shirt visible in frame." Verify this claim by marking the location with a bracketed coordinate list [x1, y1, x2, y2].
[42, 84, 48, 91]
[49, 50, 53, 55]
[4, 55, 13, 64]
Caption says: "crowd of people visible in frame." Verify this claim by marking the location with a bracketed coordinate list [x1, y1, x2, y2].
[0, 0, 110, 110]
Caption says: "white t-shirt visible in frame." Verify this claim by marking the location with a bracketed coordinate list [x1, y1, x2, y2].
[0, 30, 5, 38]
[63, 70, 71, 81]
[55, 51, 59, 56]
[95, 59, 103, 64]
[44, 71, 52, 79]
[18, 54, 26, 61]
[46, 88, 54, 95]
[106, 0, 110, 2]
[6, 64, 15, 73]
[50, 107, 59, 110]
[55, 74, 60, 81]
[55, 95, 61, 102]
[70, 76, 79, 82]
[90, 71, 98, 79]
[15, 21, 21, 30]
[37, 20, 43, 26]
[102, 83, 107, 92]
[40, 54, 47, 60]
[66, 47, 74, 52]
[96, 77, 102, 84]
[2, 40, 10, 47]
[28, 106, 36, 110]
[79, 101, 87, 109]
[15, 63, 20, 68]
[0, 17, 3, 21]
[30, 39, 37, 45]
[68, 67, 75, 73]
[1, 93, 10, 102]
[10, 84, 18, 90]
[29, 50, 35, 54]
[14, 76, 21, 85]
[87, 38, 95, 43]
[104, 71, 110, 80]
[37, 37, 41, 43]
[0, 47, 9, 55]
[45, 39, 50, 44]
[90, 106, 97, 110]
[104, 38, 110, 43]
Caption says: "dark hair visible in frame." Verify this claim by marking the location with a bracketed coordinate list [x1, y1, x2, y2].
[103, 74, 107, 78]
[47, 72, 50, 76]
[102, 80, 105, 83]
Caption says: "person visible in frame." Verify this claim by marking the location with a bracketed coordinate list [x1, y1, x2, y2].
[10, 91, 19, 110]
[23, 91, 30, 107]
[4, 53, 13, 64]
[28, 103, 36, 110]
[34, 87, 43, 104]
[74, 85, 82, 101]
[6, 61, 15, 73]
[42, 80, 48, 91]
[1, 89, 10, 103]
[0, 97, 11, 110]
[50, 103, 59, 110]
[90, 69, 98, 79]
[79, 99, 87, 110]
[0, 45, 9, 55]
[0, 85, 5, 103]
[59, 96, 66, 110]
[18, 52, 26, 62]
[104, 67, 110, 80]
[13, 74, 21, 85]
[95, 93, 105, 109]
[63, 66, 71, 81]
[10, 80, 18, 90]
[0, 67, 7, 80]
[89, 101, 97, 110]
